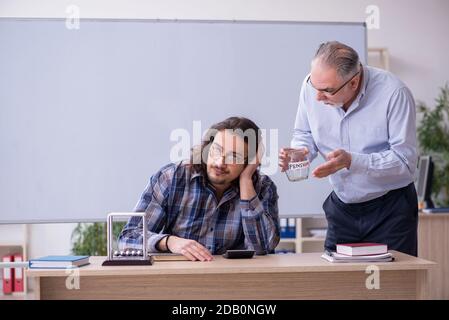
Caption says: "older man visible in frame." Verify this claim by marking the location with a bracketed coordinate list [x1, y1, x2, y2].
[279, 41, 418, 256]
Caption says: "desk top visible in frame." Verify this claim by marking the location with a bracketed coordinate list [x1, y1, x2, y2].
[26, 251, 435, 278]
[419, 212, 449, 218]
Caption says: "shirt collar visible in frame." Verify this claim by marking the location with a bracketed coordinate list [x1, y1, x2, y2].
[340, 64, 368, 116]
[190, 168, 239, 192]
[191, 170, 240, 205]
[359, 64, 369, 99]
[190, 171, 203, 181]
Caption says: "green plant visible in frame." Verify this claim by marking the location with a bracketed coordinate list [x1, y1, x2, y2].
[417, 83, 449, 206]
[71, 222, 126, 256]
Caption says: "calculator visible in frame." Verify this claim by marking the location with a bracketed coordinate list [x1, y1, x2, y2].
[222, 249, 255, 259]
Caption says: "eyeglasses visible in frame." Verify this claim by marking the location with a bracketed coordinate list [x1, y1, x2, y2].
[209, 143, 246, 164]
[307, 65, 361, 96]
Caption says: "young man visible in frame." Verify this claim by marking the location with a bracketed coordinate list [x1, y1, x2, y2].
[119, 117, 280, 261]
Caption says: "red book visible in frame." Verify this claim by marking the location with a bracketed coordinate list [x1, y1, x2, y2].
[336, 243, 388, 256]
[2, 255, 14, 294]
[13, 253, 24, 292]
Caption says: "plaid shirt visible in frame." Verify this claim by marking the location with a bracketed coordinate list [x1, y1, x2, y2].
[118, 161, 280, 255]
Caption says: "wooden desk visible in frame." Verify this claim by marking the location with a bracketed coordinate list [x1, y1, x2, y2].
[26, 251, 434, 300]
[418, 213, 449, 299]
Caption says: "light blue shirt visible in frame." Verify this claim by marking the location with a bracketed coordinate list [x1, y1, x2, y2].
[291, 65, 417, 203]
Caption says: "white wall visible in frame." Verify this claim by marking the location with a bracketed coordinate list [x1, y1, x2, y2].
[0, 223, 77, 258]
[1, 0, 448, 106]
[0, 0, 448, 258]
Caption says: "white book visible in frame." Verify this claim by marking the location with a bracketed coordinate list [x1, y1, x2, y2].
[336, 243, 388, 256]
[321, 252, 394, 263]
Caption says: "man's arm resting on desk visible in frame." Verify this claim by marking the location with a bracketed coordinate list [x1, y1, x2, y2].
[120, 222, 213, 262]
[156, 235, 213, 261]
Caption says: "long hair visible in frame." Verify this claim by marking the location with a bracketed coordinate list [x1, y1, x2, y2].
[189, 117, 262, 177]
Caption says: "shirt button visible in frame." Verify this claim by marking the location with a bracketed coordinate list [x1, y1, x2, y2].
[210, 227, 214, 232]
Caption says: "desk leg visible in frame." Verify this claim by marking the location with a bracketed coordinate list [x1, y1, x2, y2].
[33, 277, 41, 300]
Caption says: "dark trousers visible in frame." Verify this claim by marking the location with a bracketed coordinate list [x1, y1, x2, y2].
[323, 183, 418, 256]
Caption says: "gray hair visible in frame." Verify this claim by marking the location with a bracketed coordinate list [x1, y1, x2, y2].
[313, 41, 360, 79]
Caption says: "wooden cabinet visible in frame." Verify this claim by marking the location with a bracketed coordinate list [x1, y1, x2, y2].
[418, 213, 449, 300]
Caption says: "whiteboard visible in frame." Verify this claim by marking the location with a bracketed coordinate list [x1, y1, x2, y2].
[0, 19, 366, 223]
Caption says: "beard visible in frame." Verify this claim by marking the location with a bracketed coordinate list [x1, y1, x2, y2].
[207, 166, 232, 185]
[208, 176, 228, 185]
[324, 101, 344, 108]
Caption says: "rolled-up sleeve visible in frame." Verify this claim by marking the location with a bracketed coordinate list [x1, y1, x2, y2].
[240, 179, 280, 255]
[349, 86, 417, 181]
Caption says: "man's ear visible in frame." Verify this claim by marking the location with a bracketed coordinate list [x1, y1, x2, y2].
[349, 78, 359, 90]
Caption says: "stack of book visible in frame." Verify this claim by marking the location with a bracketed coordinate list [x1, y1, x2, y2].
[321, 243, 394, 263]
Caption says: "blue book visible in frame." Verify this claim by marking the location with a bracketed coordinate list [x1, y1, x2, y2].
[29, 255, 90, 269]
[280, 218, 288, 238]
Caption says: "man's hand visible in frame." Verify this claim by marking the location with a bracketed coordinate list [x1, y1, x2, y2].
[165, 236, 213, 261]
[240, 143, 264, 181]
[312, 149, 352, 178]
[240, 144, 263, 200]
[278, 147, 309, 172]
